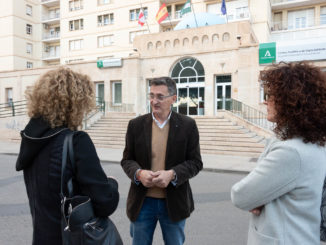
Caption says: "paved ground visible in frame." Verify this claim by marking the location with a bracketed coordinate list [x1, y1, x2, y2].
[0, 154, 251, 245]
[0, 140, 258, 174]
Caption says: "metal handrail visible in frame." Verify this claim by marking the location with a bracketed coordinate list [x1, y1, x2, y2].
[225, 98, 274, 131]
[106, 101, 134, 113]
[0, 100, 27, 118]
[0, 98, 106, 120]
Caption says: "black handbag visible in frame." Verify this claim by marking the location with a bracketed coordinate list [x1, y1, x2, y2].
[60, 132, 123, 245]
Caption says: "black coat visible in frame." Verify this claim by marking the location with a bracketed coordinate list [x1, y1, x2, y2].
[121, 112, 203, 222]
[16, 118, 119, 245]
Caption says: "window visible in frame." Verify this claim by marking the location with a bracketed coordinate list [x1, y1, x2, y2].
[321, 6, 326, 25]
[26, 24, 32, 35]
[129, 7, 147, 21]
[69, 19, 84, 31]
[272, 12, 283, 31]
[236, 7, 249, 19]
[175, 4, 184, 19]
[112, 81, 122, 104]
[5, 88, 13, 107]
[69, 39, 83, 51]
[129, 30, 149, 43]
[26, 5, 32, 16]
[98, 35, 114, 47]
[98, 0, 111, 5]
[98, 13, 114, 26]
[26, 43, 33, 54]
[26, 62, 33, 69]
[95, 83, 105, 104]
[288, 8, 314, 30]
[69, 0, 83, 11]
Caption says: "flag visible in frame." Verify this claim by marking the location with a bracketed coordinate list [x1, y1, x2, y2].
[181, 0, 191, 16]
[156, 3, 168, 24]
[138, 9, 145, 26]
[221, 0, 227, 15]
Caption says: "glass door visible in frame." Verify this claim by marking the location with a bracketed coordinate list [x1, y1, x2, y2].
[175, 86, 205, 116]
[216, 75, 231, 112]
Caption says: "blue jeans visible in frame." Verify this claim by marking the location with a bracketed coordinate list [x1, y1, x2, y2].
[130, 197, 186, 245]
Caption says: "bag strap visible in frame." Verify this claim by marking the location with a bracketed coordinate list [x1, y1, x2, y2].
[60, 132, 75, 199]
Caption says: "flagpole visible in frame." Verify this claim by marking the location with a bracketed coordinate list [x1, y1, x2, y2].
[190, 0, 198, 28]
[139, 0, 151, 33]
[162, 0, 174, 31]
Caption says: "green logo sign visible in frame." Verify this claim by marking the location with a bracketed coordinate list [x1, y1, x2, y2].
[97, 60, 103, 68]
[259, 42, 276, 64]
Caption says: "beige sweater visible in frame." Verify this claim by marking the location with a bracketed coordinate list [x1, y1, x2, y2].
[146, 121, 170, 198]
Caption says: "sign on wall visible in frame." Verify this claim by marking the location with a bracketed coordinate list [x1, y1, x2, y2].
[97, 58, 122, 68]
[259, 39, 326, 64]
[259, 42, 276, 64]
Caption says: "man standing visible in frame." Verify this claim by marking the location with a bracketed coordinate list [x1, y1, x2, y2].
[121, 77, 203, 245]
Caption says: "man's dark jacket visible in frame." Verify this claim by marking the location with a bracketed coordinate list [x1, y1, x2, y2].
[16, 118, 119, 245]
[121, 111, 203, 222]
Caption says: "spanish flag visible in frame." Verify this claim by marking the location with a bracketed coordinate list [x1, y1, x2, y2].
[156, 3, 168, 24]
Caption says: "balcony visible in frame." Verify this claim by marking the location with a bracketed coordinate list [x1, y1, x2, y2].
[41, 0, 60, 8]
[42, 13, 60, 24]
[270, 20, 326, 41]
[271, 0, 326, 11]
[160, 10, 184, 27]
[42, 32, 60, 42]
[42, 53, 60, 61]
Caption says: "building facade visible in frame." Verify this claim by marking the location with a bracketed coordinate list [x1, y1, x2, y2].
[0, 0, 326, 116]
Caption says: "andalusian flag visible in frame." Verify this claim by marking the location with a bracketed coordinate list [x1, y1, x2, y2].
[156, 3, 168, 24]
[181, 0, 191, 16]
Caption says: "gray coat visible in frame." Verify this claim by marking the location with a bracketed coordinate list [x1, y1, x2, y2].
[231, 137, 326, 245]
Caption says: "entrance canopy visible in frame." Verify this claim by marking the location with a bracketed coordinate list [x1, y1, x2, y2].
[174, 12, 226, 31]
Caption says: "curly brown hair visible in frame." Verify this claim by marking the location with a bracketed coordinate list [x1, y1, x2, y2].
[260, 62, 326, 146]
[26, 67, 95, 130]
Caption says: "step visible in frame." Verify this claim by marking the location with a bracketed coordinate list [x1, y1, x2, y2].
[97, 118, 133, 122]
[197, 125, 243, 129]
[197, 122, 238, 127]
[86, 128, 127, 132]
[199, 132, 256, 137]
[199, 136, 260, 142]
[195, 118, 230, 123]
[94, 144, 125, 149]
[198, 129, 249, 134]
[200, 141, 264, 148]
[191, 116, 224, 119]
[200, 144, 263, 153]
[92, 139, 125, 145]
[201, 149, 261, 157]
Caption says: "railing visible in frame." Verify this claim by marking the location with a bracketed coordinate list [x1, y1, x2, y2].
[82, 98, 105, 129]
[0, 100, 27, 118]
[42, 52, 60, 59]
[270, 18, 326, 32]
[106, 102, 134, 113]
[42, 13, 60, 21]
[226, 98, 274, 131]
[43, 32, 60, 40]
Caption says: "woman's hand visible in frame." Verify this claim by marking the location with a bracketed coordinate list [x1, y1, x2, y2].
[250, 206, 264, 216]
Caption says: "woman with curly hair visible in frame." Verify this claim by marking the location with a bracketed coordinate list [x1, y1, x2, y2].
[231, 62, 326, 245]
[16, 67, 120, 245]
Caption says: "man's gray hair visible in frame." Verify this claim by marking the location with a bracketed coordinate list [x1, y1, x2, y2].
[149, 77, 177, 95]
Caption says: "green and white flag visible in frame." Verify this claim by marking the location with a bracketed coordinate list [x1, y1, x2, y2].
[181, 0, 191, 16]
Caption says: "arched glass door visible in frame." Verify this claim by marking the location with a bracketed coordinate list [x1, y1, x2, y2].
[171, 57, 205, 115]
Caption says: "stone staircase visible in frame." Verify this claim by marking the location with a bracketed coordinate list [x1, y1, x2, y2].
[86, 113, 266, 157]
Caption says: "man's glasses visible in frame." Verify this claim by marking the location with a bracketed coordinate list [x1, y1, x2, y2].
[147, 93, 174, 101]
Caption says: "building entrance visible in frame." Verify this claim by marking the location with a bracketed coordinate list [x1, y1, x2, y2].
[215, 75, 232, 111]
[171, 57, 205, 116]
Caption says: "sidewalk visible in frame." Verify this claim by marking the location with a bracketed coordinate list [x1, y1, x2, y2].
[0, 140, 257, 174]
